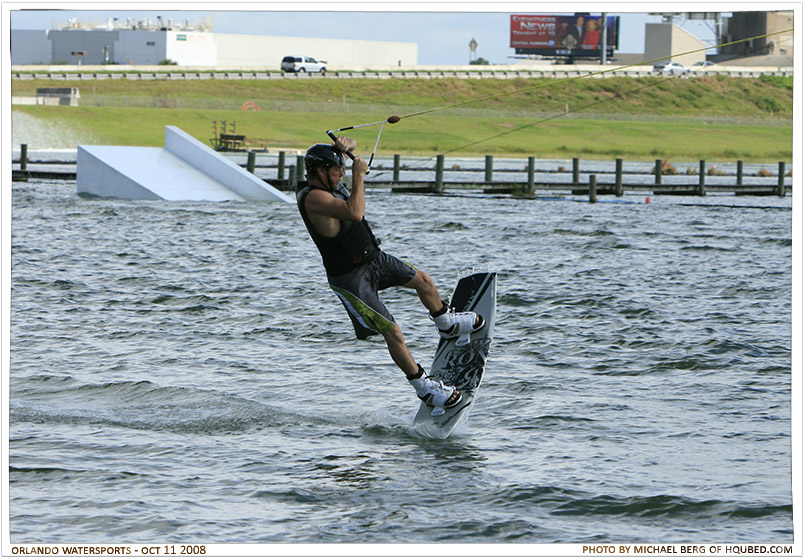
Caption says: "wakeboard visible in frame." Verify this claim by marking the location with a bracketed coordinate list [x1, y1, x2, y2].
[413, 271, 497, 439]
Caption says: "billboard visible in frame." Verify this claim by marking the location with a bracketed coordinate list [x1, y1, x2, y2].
[510, 14, 619, 58]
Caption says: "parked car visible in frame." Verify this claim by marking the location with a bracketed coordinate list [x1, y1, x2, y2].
[281, 56, 327, 73]
[653, 61, 689, 75]
[690, 61, 718, 72]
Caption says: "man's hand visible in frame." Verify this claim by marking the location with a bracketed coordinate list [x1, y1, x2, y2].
[351, 155, 368, 178]
[334, 135, 356, 154]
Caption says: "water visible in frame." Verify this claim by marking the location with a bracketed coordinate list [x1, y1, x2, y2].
[9, 171, 793, 546]
[11, 112, 101, 149]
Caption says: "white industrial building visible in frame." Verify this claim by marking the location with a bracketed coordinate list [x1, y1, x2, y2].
[11, 19, 418, 68]
[643, 23, 706, 66]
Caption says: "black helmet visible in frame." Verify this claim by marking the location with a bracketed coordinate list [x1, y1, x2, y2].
[305, 144, 344, 177]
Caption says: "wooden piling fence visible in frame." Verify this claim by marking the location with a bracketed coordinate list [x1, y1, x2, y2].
[485, 155, 494, 183]
[10, 145, 792, 198]
[277, 151, 286, 181]
[296, 155, 305, 182]
[698, 160, 706, 196]
[434, 155, 445, 194]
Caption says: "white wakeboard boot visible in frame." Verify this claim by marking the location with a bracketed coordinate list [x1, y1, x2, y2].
[409, 366, 462, 416]
[431, 303, 484, 346]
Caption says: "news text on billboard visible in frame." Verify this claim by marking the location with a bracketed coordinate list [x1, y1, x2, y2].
[510, 14, 619, 58]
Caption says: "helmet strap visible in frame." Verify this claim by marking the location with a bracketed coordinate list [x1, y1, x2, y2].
[312, 165, 337, 191]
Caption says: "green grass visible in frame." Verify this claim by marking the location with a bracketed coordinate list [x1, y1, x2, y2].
[14, 104, 791, 162]
[12, 75, 793, 162]
[13, 75, 793, 117]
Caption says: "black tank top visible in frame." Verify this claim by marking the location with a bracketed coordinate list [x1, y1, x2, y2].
[296, 182, 380, 276]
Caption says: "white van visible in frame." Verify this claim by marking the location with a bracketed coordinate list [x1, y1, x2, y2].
[281, 56, 327, 73]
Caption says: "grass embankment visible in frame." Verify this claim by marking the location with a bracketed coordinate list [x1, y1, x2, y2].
[12, 75, 793, 161]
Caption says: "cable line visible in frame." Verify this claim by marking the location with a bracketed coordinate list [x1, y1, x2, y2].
[363, 33, 793, 176]
[396, 28, 793, 121]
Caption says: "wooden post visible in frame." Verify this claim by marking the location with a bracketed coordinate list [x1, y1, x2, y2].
[278, 151, 286, 181]
[736, 160, 743, 187]
[434, 155, 445, 193]
[527, 156, 535, 194]
[289, 165, 297, 189]
[777, 161, 786, 197]
[589, 174, 597, 203]
[393, 154, 400, 182]
[20, 144, 28, 171]
[615, 158, 623, 197]
[246, 151, 256, 174]
[655, 159, 662, 185]
[572, 157, 580, 185]
[296, 155, 305, 182]
[485, 155, 493, 182]
[698, 160, 706, 196]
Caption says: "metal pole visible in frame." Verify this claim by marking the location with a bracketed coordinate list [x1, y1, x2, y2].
[601, 13, 608, 66]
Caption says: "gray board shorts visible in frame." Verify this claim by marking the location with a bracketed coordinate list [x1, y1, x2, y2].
[327, 251, 417, 340]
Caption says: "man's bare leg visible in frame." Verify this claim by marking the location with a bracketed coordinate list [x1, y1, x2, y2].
[405, 270, 482, 330]
[383, 324, 461, 406]
[381, 325, 420, 379]
[404, 270, 444, 314]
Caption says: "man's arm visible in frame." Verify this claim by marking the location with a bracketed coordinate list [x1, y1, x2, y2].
[305, 154, 368, 223]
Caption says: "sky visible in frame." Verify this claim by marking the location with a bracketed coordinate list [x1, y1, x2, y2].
[6, 2, 730, 66]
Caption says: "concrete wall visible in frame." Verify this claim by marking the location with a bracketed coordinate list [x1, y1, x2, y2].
[212, 34, 276, 66]
[767, 12, 794, 56]
[721, 11, 794, 57]
[644, 23, 705, 66]
[212, 33, 417, 68]
[11, 28, 416, 68]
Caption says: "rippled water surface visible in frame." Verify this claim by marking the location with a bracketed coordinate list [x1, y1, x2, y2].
[9, 176, 793, 545]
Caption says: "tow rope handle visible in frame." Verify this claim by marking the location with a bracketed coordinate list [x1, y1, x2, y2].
[327, 131, 369, 176]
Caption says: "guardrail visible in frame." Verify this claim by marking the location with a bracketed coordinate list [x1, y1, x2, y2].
[11, 67, 793, 81]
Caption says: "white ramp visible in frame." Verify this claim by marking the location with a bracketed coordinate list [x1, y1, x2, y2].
[77, 126, 293, 203]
